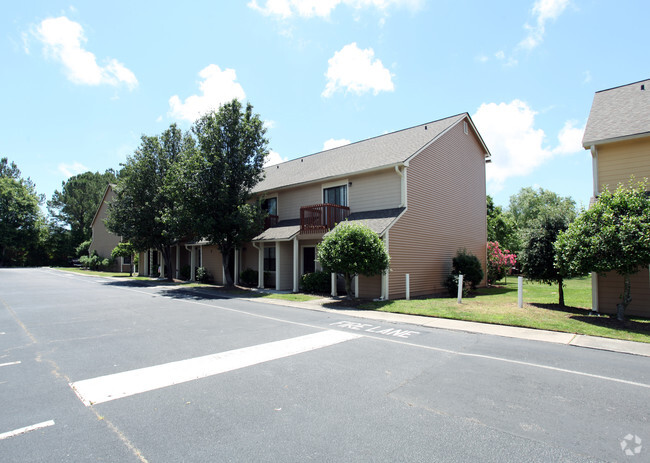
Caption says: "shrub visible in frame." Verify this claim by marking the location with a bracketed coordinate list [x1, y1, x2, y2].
[444, 273, 470, 297]
[75, 239, 92, 258]
[79, 251, 113, 271]
[180, 265, 191, 281]
[300, 271, 331, 294]
[240, 268, 258, 287]
[196, 266, 211, 283]
[450, 249, 483, 289]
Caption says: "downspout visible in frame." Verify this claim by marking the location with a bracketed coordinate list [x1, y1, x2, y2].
[395, 164, 407, 208]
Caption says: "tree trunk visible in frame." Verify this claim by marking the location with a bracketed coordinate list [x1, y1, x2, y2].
[161, 246, 174, 281]
[557, 277, 565, 307]
[344, 273, 354, 300]
[618, 274, 632, 321]
[222, 249, 234, 288]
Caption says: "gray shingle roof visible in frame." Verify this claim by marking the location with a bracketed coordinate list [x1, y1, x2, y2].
[254, 114, 469, 193]
[252, 219, 300, 241]
[582, 79, 650, 147]
[252, 207, 406, 241]
[335, 207, 405, 236]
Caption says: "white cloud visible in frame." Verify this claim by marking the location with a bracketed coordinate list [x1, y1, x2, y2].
[264, 150, 288, 167]
[248, 0, 422, 19]
[473, 100, 585, 193]
[58, 161, 88, 178]
[323, 138, 351, 150]
[34, 16, 138, 90]
[518, 0, 569, 50]
[552, 120, 584, 154]
[168, 64, 246, 122]
[322, 43, 394, 97]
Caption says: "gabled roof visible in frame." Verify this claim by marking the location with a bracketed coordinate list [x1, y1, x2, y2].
[254, 113, 489, 194]
[582, 79, 650, 147]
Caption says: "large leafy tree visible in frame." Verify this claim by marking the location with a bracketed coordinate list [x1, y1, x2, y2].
[317, 222, 390, 299]
[520, 213, 575, 306]
[0, 158, 44, 266]
[48, 170, 117, 247]
[487, 195, 519, 252]
[177, 99, 268, 287]
[106, 124, 193, 280]
[555, 179, 650, 319]
[508, 187, 576, 253]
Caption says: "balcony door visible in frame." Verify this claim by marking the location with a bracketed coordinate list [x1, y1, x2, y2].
[323, 184, 347, 206]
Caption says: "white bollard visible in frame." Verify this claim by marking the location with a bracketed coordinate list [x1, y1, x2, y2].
[518, 276, 523, 308]
[331, 273, 338, 297]
[406, 274, 410, 300]
[457, 274, 463, 304]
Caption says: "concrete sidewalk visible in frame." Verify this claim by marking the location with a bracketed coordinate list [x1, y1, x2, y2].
[250, 294, 650, 358]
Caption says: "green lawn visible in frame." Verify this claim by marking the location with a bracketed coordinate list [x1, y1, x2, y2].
[53, 267, 134, 278]
[360, 277, 650, 343]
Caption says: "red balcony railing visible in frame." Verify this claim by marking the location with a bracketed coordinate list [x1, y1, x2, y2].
[300, 204, 350, 234]
[264, 214, 279, 229]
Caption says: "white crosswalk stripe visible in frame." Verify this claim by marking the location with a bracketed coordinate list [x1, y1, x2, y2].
[71, 330, 360, 406]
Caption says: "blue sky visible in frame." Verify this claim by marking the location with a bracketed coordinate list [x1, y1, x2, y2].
[2, 1, 648, 210]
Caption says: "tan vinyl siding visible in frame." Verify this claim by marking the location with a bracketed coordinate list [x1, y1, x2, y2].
[358, 274, 382, 299]
[201, 245, 223, 284]
[277, 185, 322, 220]
[597, 138, 650, 191]
[349, 169, 401, 213]
[278, 241, 294, 290]
[389, 120, 487, 298]
[240, 243, 259, 273]
[597, 270, 650, 317]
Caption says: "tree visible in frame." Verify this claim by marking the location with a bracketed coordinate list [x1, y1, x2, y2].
[520, 213, 574, 306]
[487, 241, 517, 285]
[106, 125, 192, 280]
[316, 222, 390, 299]
[508, 187, 576, 253]
[555, 179, 650, 320]
[177, 99, 268, 287]
[487, 195, 519, 252]
[48, 170, 117, 248]
[0, 158, 44, 266]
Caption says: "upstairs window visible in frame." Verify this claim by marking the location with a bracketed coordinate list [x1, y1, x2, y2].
[262, 197, 277, 216]
[323, 184, 347, 206]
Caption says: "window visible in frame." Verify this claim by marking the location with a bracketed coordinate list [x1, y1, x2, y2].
[323, 184, 347, 206]
[123, 255, 132, 265]
[264, 246, 276, 271]
[262, 197, 277, 216]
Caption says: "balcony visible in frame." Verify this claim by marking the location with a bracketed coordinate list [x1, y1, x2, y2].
[300, 203, 350, 234]
[264, 214, 279, 230]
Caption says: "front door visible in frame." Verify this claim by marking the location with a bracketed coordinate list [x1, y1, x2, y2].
[303, 247, 316, 274]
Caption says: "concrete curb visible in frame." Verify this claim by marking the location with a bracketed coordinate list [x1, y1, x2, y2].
[244, 295, 650, 358]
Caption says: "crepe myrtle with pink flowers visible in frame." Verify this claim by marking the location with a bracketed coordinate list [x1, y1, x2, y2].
[487, 241, 517, 285]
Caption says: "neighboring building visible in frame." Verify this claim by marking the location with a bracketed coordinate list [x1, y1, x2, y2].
[103, 113, 490, 299]
[582, 78, 650, 316]
[89, 184, 132, 273]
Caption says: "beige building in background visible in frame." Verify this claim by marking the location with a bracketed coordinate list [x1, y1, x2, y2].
[89, 184, 132, 273]
[582, 78, 650, 317]
[98, 113, 490, 299]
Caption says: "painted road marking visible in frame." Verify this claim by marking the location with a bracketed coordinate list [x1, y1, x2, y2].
[330, 320, 420, 338]
[0, 361, 21, 368]
[71, 330, 360, 406]
[0, 420, 55, 440]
